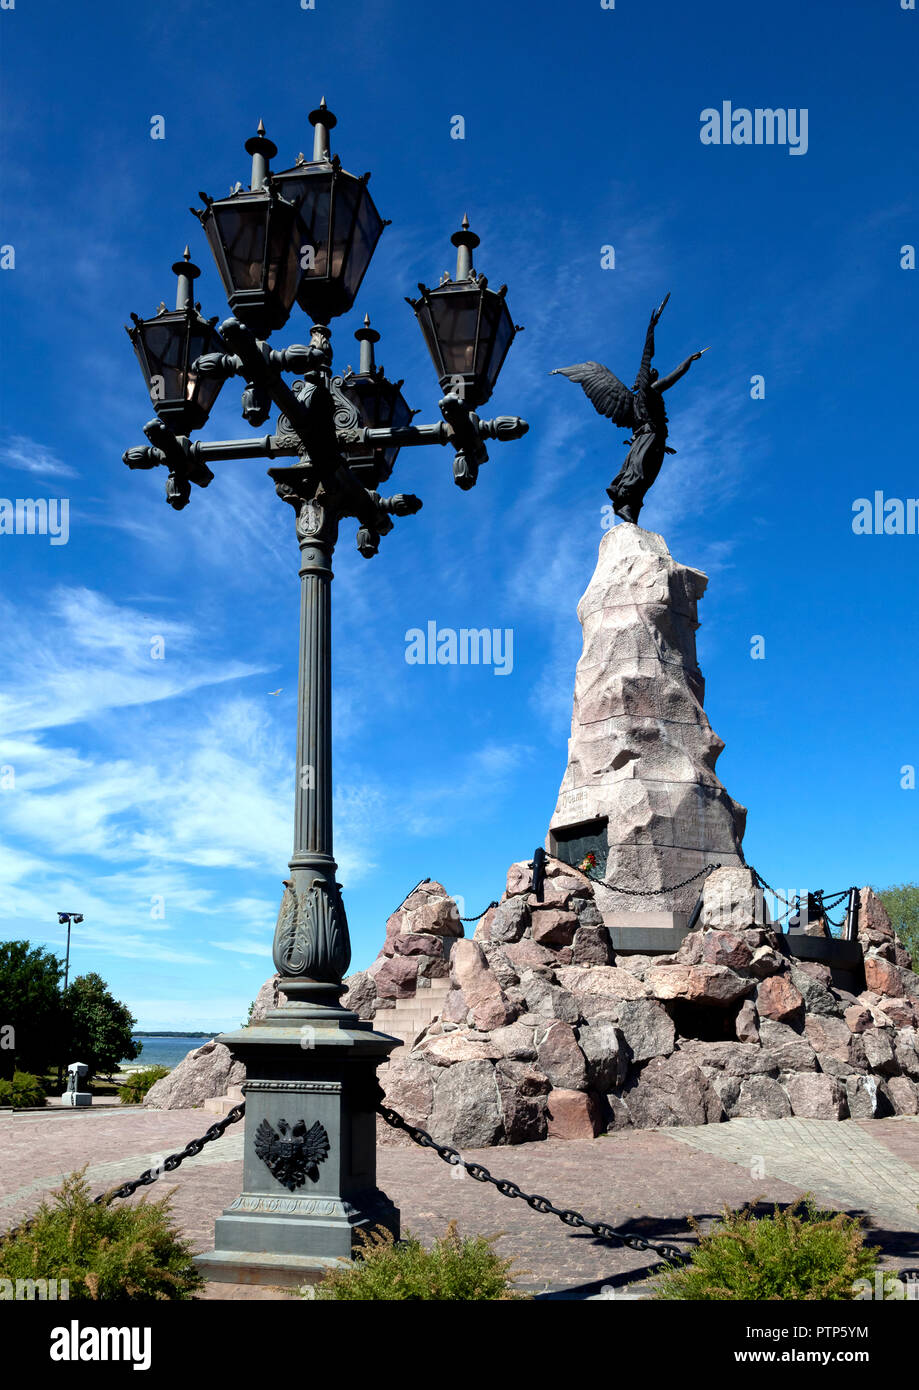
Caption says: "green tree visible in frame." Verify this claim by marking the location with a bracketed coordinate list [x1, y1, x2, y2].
[0, 941, 65, 1079]
[876, 882, 919, 969]
[63, 973, 141, 1077]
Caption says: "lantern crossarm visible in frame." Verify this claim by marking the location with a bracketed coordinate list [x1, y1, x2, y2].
[355, 396, 529, 491]
[194, 337, 330, 427]
[124, 315, 528, 512]
[199, 316, 344, 449]
[122, 417, 216, 511]
[350, 489, 424, 559]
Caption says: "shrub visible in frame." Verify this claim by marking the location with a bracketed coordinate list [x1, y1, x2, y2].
[310, 1221, 529, 1300]
[118, 1066, 170, 1104]
[653, 1198, 879, 1301]
[877, 882, 919, 969]
[0, 1071, 46, 1109]
[0, 1169, 203, 1300]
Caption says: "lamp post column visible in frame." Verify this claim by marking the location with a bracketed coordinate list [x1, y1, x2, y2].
[270, 490, 351, 1004]
[203, 484, 401, 1280]
[292, 498, 335, 880]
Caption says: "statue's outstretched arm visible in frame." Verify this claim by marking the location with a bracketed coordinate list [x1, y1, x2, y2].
[654, 348, 708, 393]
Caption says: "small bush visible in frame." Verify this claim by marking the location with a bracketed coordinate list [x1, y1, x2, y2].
[0, 1169, 203, 1300]
[877, 882, 919, 970]
[118, 1066, 170, 1104]
[0, 1071, 46, 1109]
[310, 1221, 529, 1301]
[653, 1198, 879, 1301]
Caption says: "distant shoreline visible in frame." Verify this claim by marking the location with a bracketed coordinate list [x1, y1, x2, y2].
[132, 1031, 216, 1039]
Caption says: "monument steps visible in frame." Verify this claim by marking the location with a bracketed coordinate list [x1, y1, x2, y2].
[375, 977, 452, 1054]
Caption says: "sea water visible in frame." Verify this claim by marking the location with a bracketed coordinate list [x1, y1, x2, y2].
[121, 1035, 216, 1071]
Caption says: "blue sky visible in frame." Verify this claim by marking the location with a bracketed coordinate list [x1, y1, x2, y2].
[0, 0, 916, 1030]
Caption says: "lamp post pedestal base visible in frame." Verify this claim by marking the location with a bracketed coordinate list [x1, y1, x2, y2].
[194, 1000, 400, 1288]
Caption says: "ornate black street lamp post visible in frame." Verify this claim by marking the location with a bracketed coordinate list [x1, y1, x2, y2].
[122, 103, 527, 1283]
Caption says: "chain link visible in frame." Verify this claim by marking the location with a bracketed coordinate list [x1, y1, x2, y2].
[456, 901, 499, 921]
[750, 868, 795, 906]
[752, 873, 858, 933]
[0, 1102, 246, 1248]
[377, 1104, 687, 1264]
[97, 1102, 246, 1205]
[585, 862, 720, 897]
[398, 863, 858, 932]
[453, 862, 720, 923]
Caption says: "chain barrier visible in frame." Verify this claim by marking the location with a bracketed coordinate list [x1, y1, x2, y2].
[750, 868, 796, 908]
[442, 860, 723, 926]
[752, 871, 858, 935]
[457, 901, 499, 921]
[98, 1102, 246, 1204]
[3, 1092, 685, 1267]
[1, 860, 861, 1261]
[400, 860, 857, 928]
[378, 1104, 687, 1264]
[584, 862, 720, 897]
[0, 1102, 246, 1248]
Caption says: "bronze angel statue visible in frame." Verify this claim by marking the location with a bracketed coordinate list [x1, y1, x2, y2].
[552, 294, 708, 524]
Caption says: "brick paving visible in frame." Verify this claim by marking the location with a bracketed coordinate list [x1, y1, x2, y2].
[1, 1109, 916, 1299]
[666, 1117, 919, 1236]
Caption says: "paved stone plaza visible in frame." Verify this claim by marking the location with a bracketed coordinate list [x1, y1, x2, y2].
[1, 1108, 916, 1299]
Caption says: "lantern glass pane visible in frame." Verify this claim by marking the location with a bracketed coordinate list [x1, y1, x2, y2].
[140, 320, 186, 400]
[186, 321, 225, 414]
[294, 176, 333, 279]
[487, 304, 515, 387]
[329, 182, 357, 279]
[473, 294, 501, 379]
[213, 206, 266, 290]
[416, 305, 445, 379]
[431, 292, 481, 376]
[343, 189, 384, 300]
[266, 202, 304, 314]
[390, 389, 412, 431]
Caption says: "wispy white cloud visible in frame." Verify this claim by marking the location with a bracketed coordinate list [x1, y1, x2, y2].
[210, 938, 274, 959]
[0, 587, 265, 734]
[0, 435, 79, 481]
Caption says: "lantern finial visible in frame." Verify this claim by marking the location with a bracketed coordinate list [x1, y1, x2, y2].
[451, 215, 480, 281]
[309, 98, 337, 161]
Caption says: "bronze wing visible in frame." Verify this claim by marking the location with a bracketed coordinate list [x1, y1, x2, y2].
[551, 362, 636, 429]
[302, 1120, 331, 1167]
[254, 1118, 278, 1163]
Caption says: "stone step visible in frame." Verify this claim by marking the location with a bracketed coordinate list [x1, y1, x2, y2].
[375, 980, 451, 1052]
[203, 1089, 245, 1117]
[380, 1010, 441, 1029]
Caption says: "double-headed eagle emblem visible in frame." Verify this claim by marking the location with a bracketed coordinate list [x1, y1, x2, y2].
[254, 1116, 330, 1191]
